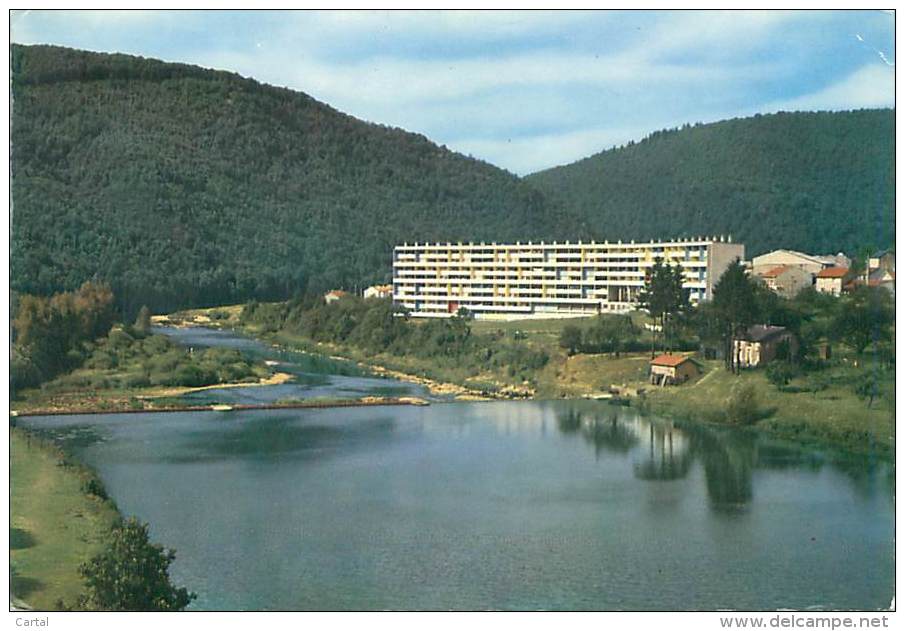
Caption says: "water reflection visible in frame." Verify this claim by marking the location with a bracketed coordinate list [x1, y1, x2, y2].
[16, 400, 893, 610]
[552, 403, 889, 513]
[633, 421, 693, 481]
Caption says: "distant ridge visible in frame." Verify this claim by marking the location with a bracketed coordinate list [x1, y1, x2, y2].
[11, 44, 583, 313]
[525, 109, 894, 258]
[11, 44, 894, 314]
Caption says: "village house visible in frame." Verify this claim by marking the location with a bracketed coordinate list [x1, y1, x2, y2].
[752, 249, 849, 276]
[324, 290, 349, 304]
[649, 354, 700, 386]
[867, 268, 895, 295]
[363, 284, 393, 300]
[732, 325, 797, 369]
[755, 265, 813, 298]
[815, 267, 848, 296]
[868, 249, 895, 275]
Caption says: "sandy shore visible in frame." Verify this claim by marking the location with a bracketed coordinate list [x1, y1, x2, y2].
[138, 371, 294, 398]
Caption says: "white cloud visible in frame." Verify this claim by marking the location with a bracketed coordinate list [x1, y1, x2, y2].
[763, 64, 894, 112]
[11, 10, 894, 174]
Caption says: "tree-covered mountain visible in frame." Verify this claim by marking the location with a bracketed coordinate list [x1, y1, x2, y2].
[11, 45, 894, 315]
[11, 44, 584, 314]
[525, 109, 894, 259]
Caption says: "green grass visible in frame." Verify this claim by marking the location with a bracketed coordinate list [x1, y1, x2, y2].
[196, 305, 896, 455]
[643, 361, 894, 454]
[10, 427, 120, 610]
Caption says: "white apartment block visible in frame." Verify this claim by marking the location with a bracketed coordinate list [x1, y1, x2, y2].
[393, 237, 744, 319]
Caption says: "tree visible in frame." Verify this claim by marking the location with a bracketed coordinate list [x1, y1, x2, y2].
[638, 257, 689, 353]
[559, 324, 583, 356]
[710, 260, 761, 373]
[134, 305, 152, 335]
[77, 517, 196, 611]
[585, 314, 638, 357]
[853, 371, 881, 409]
[830, 286, 894, 354]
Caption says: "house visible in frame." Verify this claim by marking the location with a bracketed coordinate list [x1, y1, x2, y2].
[755, 265, 814, 298]
[752, 249, 834, 276]
[324, 290, 349, 304]
[732, 325, 797, 369]
[363, 284, 393, 300]
[868, 268, 895, 296]
[815, 267, 848, 296]
[868, 249, 895, 274]
[649, 354, 700, 385]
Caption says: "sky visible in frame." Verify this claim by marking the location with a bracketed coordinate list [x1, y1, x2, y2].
[10, 9, 895, 175]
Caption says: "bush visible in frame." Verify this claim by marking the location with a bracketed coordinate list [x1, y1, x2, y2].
[726, 383, 760, 425]
[82, 477, 109, 500]
[121, 372, 151, 388]
[765, 362, 797, 388]
[77, 517, 195, 611]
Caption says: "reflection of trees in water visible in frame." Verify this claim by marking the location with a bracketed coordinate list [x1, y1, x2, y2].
[556, 407, 583, 434]
[825, 452, 894, 500]
[695, 430, 756, 511]
[553, 403, 888, 513]
[633, 421, 693, 481]
[584, 413, 640, 456]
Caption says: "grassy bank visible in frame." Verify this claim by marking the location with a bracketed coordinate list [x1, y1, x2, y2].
[205, 303, 893, 456]
[11, 322, 283, 415]
[642, 361, 894, 454]
[10, 427, 121, 610]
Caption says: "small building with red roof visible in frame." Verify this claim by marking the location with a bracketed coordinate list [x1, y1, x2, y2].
[754, 264, 814, 299]
[649, 354, 700, 386]
[324, 289, 350, 304]
[815, 267, 848, 296]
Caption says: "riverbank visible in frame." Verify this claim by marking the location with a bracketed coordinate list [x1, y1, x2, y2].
[10, 427, 121, 610]
[12, 395, 431, 417]
[203, 306, 892, 457]
[10, 372, 295, 416]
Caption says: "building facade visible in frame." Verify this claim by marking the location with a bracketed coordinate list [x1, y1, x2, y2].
[815, 267, 848, 296]
[363, 284, 393, 299]
[649, 354, 700, 385]
[732, 325, 797, 368]
[393, 237, 744, 319]
[755, 265, 814, 298]
[752, 249, 849, 276]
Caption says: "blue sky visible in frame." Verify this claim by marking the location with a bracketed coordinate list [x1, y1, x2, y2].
[10, 10, 895, 174]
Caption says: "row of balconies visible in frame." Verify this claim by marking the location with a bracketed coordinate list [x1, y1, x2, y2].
[393, 277, 707, 288]
[394, 241, 717, 252]
[393, 259, 708, 269]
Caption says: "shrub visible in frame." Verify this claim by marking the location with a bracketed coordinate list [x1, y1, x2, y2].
[77, 517, 195, 611]
[82, 477, 108, 500]
[726, 383, 760, 425]
[106, 328, 135, 350]
[765, 362, 796, 388]
[121, 372, 151, 388]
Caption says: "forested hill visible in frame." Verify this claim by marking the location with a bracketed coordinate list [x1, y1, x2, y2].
[10, 44, 584, 314]
[11, 45, 894, 316]
[525, 109, 894, 258]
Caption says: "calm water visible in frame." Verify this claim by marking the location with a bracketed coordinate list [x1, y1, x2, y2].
[20, 400, 893, 610]
[15, 327, 894, 610]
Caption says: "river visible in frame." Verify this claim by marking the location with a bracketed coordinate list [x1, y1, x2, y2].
[17, 327, 894, 610]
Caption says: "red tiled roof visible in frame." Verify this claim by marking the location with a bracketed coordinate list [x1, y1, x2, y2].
[816, 267, 848, 278]
[760, 265, 788, 279]
[650, 354, 693, 367]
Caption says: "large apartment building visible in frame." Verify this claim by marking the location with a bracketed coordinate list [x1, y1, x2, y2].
[393, 237, 744, 319]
